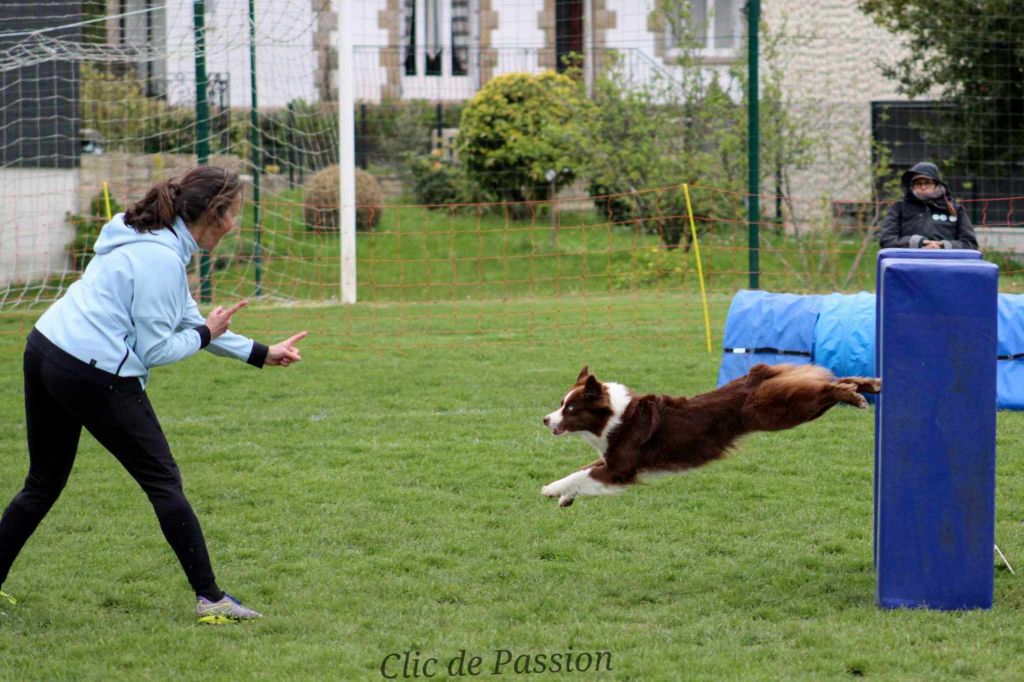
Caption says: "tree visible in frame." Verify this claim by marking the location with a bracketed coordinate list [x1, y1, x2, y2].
[574, 0, 813, 250]
[860, 0, 1024, 176]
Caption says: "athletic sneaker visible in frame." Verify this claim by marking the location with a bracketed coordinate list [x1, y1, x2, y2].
[195, 593, 262, 624]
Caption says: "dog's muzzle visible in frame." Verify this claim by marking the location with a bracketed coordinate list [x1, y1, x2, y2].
[543, 414, 567, 435]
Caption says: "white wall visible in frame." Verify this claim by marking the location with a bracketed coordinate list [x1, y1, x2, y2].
[164, 0, 318, 108]
[763, 0, 907, 204]
[0, 169, 78, 288]
[603, 0, 658, 57]
[353, 0, 390, 101]
[492, 0, 545, 76]
[554, 0, 738, 101]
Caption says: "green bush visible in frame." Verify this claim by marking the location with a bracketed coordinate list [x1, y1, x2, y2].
[614, 244, 689, 288]
[80, 64, 241, 155]
[590, 183, 638, 225]
[408, 150, 464, 206]
[458, 72, 593, 208]
[258, 100, 339, 173]
[406, 149, 491, 208]
[590, 182, 695, 249]
[573, 62, 723, 250]
[66, 191, 124, 271]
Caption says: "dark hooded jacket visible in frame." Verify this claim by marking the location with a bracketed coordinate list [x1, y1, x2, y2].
[878, 161, 978, 250]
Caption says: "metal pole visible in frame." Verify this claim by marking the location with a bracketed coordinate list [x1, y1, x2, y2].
[249, 0, 262, 296]
[338, 0, 357, 303]
[220, 77, 230, 150]
[435, 102, 443, 152]
[550, 177, 557, 247]
[287, 101, 296, 189]
[193, 0, 213, 302]
[746, 0, 760, 289]
[359, 103, 368, 169]
[145, 0, 153, 94]
[584, 0, 593, 97]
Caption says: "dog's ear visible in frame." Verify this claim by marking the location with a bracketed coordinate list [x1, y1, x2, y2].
[576, 365, 590, 383]
[583, 374, 602, 397]
[636, 397, 662, 445]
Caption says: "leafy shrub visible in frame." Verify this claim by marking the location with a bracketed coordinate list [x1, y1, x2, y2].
[408, 149, 464, 206]
[80, 64, 241, 155]
[614, 245, 689, 288]
[590, 183, 637, 225]
[591, 183, 698, 249]
[406, 148, 492, 208]
[66, 191, 124, 271]
[257, 100, 338, 174]
[576, 16, 813, 249]
[303, 165, 383, 231]
[458, 72, 593, 208]
[573, 63, 725, 250]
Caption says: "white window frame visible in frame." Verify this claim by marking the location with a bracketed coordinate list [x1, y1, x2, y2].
[401, 0, 475, 98]
[667, 0, 745, 62]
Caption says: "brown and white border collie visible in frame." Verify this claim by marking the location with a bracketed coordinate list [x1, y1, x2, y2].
[541, 364, 880, 507]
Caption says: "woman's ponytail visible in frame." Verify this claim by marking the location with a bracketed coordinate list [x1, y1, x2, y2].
[123, 181, 179, 233]
[123, 166, 241, 233]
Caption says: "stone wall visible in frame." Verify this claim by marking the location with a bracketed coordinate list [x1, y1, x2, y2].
[78, 153, 244, 213]
[763, 0, 909, 210]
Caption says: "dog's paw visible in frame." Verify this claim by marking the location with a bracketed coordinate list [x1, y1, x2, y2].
[852, 393, 868, 409]
[542, 482, 576, 507]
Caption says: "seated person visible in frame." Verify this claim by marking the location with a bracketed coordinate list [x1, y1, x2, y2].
[878, 161, 978, 250]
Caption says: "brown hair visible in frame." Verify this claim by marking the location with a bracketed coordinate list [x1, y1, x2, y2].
[123, 166, 242, 233]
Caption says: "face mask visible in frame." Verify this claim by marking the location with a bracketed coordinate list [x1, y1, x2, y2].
[912, 185, 944, 201]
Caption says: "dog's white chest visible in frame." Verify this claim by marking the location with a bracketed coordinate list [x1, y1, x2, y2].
[579, 382, 631, 454]
[580, 431, 607, 454]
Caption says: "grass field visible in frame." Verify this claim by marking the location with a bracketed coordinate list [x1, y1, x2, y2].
[8, 192, 1024, 319]
[207, 191, 890, 304]
[2, 295, 1024, 681]
[215, 190, 1024, 300]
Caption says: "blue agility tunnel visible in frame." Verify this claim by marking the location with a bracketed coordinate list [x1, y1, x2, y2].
[719, 282, 1024, 411]
[717, 290, 823, 386]
[997, 293, 1024, 410]
[813, 292, 876, 398]
[876, 256, 998, 610]
[718, 291, 875, 385]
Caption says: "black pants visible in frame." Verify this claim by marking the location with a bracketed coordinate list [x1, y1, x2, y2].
[0, 330, 222, 599]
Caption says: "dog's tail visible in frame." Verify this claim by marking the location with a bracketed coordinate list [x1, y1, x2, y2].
[747, 363, 832, 387]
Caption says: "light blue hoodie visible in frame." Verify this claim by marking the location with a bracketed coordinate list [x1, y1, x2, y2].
[35, 214, 263, 386]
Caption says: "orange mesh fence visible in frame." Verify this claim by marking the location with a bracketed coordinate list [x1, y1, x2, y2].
[4, 184, 1024, 355]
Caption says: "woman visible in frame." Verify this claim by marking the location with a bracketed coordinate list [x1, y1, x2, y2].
[878, 161, 979, 250]
[0, 166, 306, 624]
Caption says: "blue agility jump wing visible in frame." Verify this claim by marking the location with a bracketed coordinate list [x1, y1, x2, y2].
[876, 257, 998, 610]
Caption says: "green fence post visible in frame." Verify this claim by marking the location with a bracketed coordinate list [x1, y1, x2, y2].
[746, 0, 760, 290]
[249, 0, 262, 296]
[193, 0, 213, 303]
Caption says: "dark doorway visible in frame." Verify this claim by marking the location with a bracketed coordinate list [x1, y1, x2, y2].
[555, 0, 583, 73]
